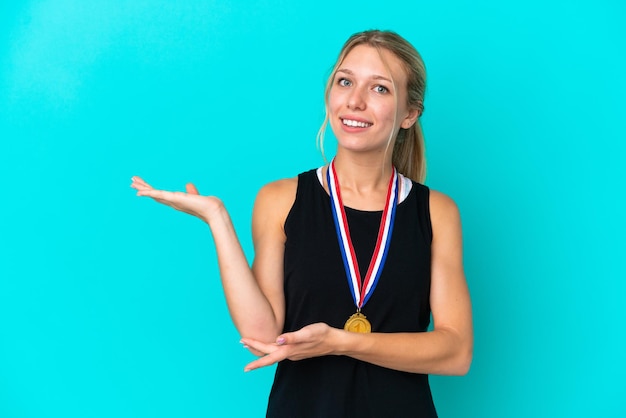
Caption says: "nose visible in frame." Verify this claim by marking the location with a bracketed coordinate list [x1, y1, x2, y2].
[347, 87, 366, 110]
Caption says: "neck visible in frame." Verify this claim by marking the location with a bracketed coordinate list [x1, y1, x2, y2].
[331, 151, 393, 194]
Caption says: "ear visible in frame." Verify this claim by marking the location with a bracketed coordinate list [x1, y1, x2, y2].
[400, 107, 420, 129]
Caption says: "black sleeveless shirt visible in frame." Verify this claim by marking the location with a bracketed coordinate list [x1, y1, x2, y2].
[267, 169, 437, 418]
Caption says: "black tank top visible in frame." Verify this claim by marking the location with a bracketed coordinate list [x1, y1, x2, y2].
[267, 169, 437, 418]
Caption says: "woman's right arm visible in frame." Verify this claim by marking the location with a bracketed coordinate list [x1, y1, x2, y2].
[131, 176, 296, 343]
[219, 178, 296, 341]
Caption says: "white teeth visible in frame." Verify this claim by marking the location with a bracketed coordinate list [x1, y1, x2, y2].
[342, 119, 372, 128]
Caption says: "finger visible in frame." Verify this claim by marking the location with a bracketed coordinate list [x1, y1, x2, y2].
[242, 345, 266, 357]
[131, 175, 144, 184]
[276, 329, 308, 346]
[186, 183, 199, 195]
[132, 183, 153, 192]
[130, 177, 154, 191]
[276, 322, 328, 345]
[244, 350, 287, 372]
[240, 339, 269, 357]
[240, 338, 278, 355]
[131, 176, 152, 188]
[136, 189, 178, 202]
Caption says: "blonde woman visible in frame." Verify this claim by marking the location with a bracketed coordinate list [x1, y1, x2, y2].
[131, 30, 472, 417]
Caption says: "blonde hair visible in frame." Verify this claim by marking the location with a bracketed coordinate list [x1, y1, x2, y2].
[316, 30, 427, 183]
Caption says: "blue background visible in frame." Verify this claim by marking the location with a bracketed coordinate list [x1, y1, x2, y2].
[1, 0, 624, 416]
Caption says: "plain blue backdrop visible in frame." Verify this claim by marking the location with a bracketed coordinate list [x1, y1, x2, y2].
[1, 0, 624, 416]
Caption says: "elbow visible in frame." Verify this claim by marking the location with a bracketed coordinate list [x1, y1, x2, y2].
[428, 327, 474, 375]
[455, 349, 473, 376]
[436, 333, 472, 376]
[450, 342, 473, 376]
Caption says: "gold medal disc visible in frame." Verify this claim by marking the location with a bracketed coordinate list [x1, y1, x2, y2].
[344, 312, 371, 333]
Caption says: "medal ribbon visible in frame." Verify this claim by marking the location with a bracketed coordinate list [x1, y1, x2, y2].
[327, 160, 399, 310]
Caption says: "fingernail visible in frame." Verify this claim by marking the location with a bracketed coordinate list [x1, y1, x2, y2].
[276, 337, 286, 345]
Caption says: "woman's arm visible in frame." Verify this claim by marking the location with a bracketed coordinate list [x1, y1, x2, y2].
[231, 178, 296, 340]
[131, 176, 295, 343]
[241, 190, 473, 375]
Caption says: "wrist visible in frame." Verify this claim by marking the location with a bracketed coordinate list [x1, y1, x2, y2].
[329, 327, 353, 356]
[201, 199, 227, 225]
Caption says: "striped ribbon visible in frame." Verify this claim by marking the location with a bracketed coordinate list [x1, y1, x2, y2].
[327, 160, 399, 309]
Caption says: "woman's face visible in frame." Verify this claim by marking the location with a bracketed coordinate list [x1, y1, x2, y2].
[328, 44, 417, 154]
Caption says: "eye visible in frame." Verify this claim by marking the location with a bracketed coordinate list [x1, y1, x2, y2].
[337, 78, 352, 87]
[374, 85, 389, 94]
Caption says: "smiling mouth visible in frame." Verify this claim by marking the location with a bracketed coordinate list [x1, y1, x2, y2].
[342, 118, 372, 128]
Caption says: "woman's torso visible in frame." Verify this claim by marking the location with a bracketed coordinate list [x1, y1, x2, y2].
[267, 168, 437, 418]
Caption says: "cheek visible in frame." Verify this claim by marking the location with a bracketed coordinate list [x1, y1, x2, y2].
[375, 103, 399, 124]
[327, 90, 341, 114]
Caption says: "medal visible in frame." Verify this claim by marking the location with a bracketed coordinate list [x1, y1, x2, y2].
[344, 311, 371, 333]
[327, 159, 399, 333]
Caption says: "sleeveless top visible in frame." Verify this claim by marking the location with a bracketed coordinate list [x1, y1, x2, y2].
[266, 169, 437, 418]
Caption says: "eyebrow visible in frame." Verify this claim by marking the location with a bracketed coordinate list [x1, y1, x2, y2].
[336, 68, 392, 83]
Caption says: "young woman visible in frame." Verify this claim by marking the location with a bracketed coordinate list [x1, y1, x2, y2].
[131, 30, 473, 417]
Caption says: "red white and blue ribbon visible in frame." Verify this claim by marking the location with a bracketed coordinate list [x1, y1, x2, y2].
[327, 160, 399, 310]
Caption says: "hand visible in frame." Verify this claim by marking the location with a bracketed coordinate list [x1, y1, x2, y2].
[130, 176, 223, 223]
[240, 323, 335, 372]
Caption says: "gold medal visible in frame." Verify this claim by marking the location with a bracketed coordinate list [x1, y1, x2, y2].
[344, 312, 371, 333]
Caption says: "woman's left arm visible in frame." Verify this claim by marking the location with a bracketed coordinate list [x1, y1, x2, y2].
[242, 190, 473, 375]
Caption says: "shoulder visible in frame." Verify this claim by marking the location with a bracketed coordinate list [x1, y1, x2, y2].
[253, 177, 299, 234]
[428, 189, 459, 216]
[255, 177, 298, 207]
[255, 169, 319, 210]
[428, 189, 462, 240]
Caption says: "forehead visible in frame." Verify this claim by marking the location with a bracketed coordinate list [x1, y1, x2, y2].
[338, 44, 408, 84]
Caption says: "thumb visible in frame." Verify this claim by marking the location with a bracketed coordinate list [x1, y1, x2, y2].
[186, 183, 199, 195]
[275, 333, 292, 345]
[276, 330, 303, 345]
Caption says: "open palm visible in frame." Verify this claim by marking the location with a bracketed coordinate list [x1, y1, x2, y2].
[130, 176, 223, 223]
